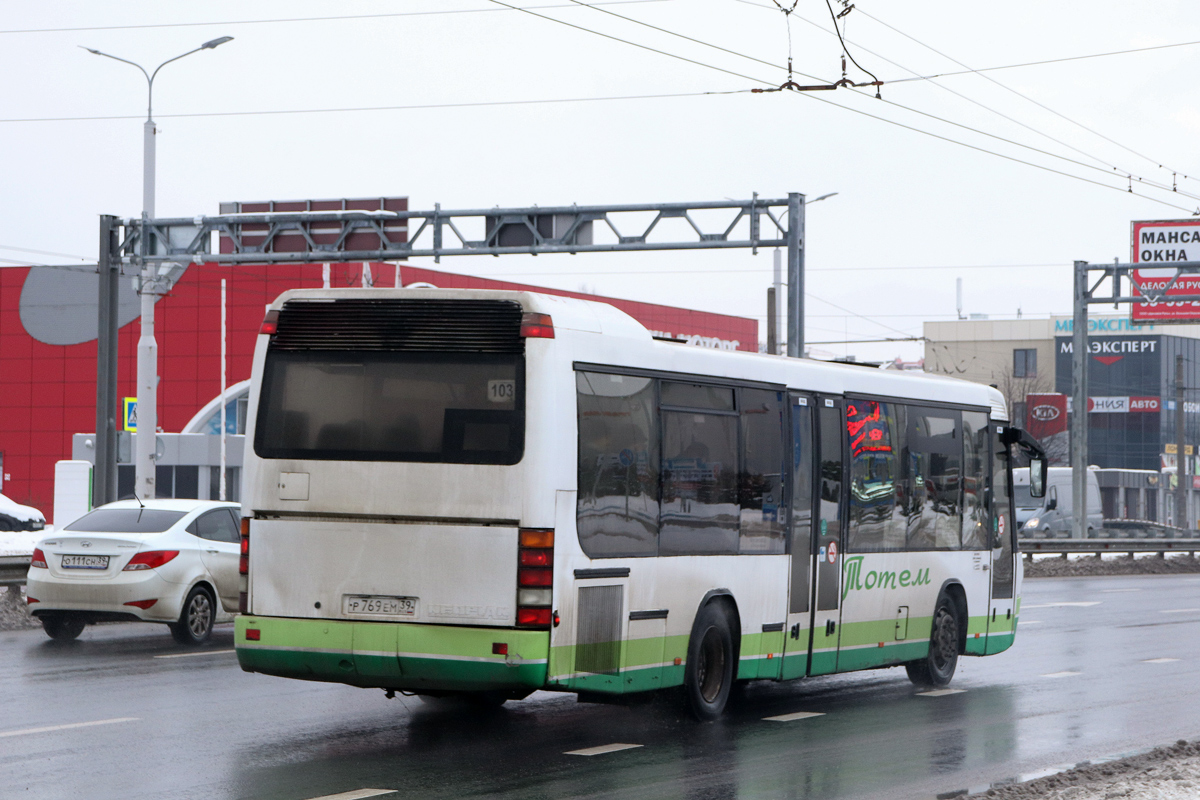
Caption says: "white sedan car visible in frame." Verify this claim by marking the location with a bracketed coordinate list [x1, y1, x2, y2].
[26, 499, 242, 644]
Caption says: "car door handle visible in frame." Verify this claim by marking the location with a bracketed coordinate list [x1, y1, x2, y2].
[205, 549, 219, 554]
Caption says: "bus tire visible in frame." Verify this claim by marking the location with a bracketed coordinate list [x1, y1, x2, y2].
[42, 614, 86, 641]
[683, 602, 735, 721]
[905, 592, 960, 687]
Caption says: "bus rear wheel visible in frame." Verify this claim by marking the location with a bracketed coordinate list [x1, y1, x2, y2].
[684, 602, 735, 721]
[906, 593, 960, 687]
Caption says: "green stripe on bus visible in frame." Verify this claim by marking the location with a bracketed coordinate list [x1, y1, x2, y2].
[235, 616, 549, 692]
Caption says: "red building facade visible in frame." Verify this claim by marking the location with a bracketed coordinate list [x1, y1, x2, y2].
[1, 262, 755, 522]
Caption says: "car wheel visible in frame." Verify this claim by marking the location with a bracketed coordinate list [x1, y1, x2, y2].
[906, 593, 960, 687]
[170, 586, 215, 645]
[683, 601, 736, 721]
[42, 614, 86, 641]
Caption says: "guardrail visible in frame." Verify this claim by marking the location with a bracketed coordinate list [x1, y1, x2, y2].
[1020, 538, 1200, 556]
[0, 555, 31, 587]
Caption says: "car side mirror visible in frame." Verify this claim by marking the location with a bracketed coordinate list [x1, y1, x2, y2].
[1046, 485, 1057, 511]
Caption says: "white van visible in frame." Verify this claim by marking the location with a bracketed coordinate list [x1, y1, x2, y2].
[1014, 466, 1104, 538]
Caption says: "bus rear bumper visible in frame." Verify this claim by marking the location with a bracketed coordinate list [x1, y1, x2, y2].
[235, 615, 549, 694]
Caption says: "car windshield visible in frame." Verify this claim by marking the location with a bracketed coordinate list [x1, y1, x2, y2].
[64, 509, 187, 533]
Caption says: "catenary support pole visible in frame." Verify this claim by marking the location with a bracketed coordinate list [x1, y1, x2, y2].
[786, 192, 804, 357]
[767, 286, 777, 355]
[1176, 353, 1186, 529]
[220, 279, 227, 502]
[1071, 260, 1088, 539]
[93, 215, 120, 508]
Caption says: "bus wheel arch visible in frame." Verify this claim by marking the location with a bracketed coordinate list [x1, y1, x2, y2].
[905, 584, 963, 687]
[683, 592, 740, 721]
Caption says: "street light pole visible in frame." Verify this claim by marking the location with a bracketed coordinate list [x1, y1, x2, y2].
[84, 37, 232, 501]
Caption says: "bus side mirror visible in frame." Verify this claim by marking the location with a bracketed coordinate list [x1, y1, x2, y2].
[1001, 426, 1047, 499]
[1029, 456, 1047, 499]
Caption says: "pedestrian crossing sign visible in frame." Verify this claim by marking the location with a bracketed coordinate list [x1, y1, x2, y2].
[124, 397, 137, 432]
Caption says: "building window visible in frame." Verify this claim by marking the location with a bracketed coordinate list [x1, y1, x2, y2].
[1014, 348, 1037, 378]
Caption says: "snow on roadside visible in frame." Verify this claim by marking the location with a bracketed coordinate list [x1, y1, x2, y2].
[980, 740, 1200, 799]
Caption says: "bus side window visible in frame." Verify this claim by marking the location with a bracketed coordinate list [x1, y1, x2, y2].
[738, 388, 786, 555]
[961, 411, 990, 550]
[576, 372, 660, 558]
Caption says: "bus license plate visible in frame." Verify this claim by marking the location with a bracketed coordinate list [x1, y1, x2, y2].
[61, 554, 109, 570]
[342, 595, 417, 617]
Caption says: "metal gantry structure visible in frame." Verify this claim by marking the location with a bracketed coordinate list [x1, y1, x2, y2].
[1070, 259, 1200, 538]
[92, 194, 807, 506]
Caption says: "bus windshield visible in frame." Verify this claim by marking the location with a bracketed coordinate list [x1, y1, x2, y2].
[253, 350, 524, 464]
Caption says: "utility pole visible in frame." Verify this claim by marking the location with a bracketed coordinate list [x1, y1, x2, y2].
[1070, 261, 1088, 539]
[93, 216, 120, 508]
[1176, 353, 1187, 529]
[85, 37, 233, 503]
[786, 192, 804, 357]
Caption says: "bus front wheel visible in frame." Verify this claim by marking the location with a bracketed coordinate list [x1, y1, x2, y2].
[905, 593, 960, 687]
[684, 602, 735, 721]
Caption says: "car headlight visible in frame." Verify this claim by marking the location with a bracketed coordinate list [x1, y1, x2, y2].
[1024, 517, 1040, 529]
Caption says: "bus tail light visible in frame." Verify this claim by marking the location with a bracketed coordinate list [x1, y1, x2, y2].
[239, 517, 250, 614]
[519, 313, 555, 339]
[30, 548, 47, 569]
[260, 309, 279, 335]
[517, 528, 553, 629]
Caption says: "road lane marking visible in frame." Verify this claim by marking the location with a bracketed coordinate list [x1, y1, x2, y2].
[1100, 588, 1141, 593]
[763, 711, 825, 722]
[565, 743, 643, 756]
[917, 689, 965, 697]
[1019, 620, 1043, 625]
[304, 791, 396, 800]
[1160, 608, 1200, 614]
[153, 649, 237, 659]
[1022, 602, 1101, 609]
[1143, 658, 1181, 663]
[1041, 671, 1081, 678]
[0, 717, 139, 738]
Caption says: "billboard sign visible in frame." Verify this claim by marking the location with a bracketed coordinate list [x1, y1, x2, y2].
[1131, 219, 1200, 323]
[218, 197, 408, 254]
[1026, 393, 1067, 439]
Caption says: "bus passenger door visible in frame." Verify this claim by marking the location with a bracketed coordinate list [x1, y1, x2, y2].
[809, 396, 846, 675]
[986, 425, 1017, 654]
[781, 394, 814, 680]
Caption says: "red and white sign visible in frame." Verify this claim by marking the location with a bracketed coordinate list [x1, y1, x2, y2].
[1026, 393, 1067, 438]
[1064, 396, 1161, 414]
[1131, 219, 1200, 323]
[827, 540, 838, 564]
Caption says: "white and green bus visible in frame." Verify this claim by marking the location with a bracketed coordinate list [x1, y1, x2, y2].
[234, 288, 1045, 719]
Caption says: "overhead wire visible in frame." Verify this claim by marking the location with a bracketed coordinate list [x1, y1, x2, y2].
[501, 1, 1198, 213]
[853, 7, 1200, 193]
[0, 90, 740, 124]
[744, 0, 1200, 204]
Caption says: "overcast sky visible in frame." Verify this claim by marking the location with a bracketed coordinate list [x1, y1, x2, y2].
[3, 0, 1199, 362]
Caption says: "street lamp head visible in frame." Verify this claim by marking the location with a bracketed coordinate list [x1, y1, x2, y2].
[808, 192, 839, 205]
[201, 36, 234, 50]
[82, 46, 103, 56]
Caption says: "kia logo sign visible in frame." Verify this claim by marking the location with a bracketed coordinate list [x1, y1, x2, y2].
[1031, 405, 1060, 421]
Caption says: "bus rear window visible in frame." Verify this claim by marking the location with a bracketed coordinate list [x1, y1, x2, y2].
[254, 351, 524, 464]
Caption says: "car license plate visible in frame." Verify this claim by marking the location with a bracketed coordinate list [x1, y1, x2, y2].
[342, 595, 417, 616]
[61, 554, 110, 570]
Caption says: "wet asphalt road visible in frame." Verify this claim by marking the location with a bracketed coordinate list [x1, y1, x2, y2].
[3, 574, 1200, 800]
